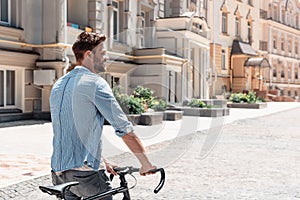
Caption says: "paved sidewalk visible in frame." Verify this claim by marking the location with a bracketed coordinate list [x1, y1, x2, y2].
[0, 102, 300, 199]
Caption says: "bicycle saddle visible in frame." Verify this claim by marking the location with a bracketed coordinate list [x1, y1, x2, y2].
[39, 181, 79, 197]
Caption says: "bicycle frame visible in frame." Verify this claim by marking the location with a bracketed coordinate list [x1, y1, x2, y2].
[84, 171, 131, 200]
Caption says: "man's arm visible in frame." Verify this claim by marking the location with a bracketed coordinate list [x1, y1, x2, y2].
[122, 132, 156, 175]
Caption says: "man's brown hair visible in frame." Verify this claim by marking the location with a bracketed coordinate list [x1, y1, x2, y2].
[72, 31, 106, 64]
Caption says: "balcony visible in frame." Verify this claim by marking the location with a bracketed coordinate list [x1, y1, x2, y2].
[0, 25, 23, 41]
[156, 16, 209, 38]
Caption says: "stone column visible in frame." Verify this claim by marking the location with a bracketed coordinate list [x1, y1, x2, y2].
[107, 0, 113, 50]
[88, 0, 105, 34]
[136, 0, 142, 48]
[269, 26, 272, 52]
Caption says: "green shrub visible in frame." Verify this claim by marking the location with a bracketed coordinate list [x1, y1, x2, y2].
[229, 93, 248, 103]
[188, 98, 206, 108]
[117, 94, 145, 114]
[114, 85, 168, 113]
[246, 91, 257, 103]
[133, 86, 154, 105]
[149, 98, 167, 111]
[229, 91, 265, 103]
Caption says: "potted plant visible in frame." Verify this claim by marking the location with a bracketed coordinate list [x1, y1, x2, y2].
[113, 86, 145, 124]
[228, 91, 267, 109]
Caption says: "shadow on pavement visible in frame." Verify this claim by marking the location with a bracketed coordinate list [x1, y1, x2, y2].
[0, 120, 51, 128]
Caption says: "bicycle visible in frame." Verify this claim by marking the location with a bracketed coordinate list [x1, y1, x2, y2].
[39, 166, 165, 200]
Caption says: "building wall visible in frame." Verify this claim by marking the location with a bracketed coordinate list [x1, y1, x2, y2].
[208, 0, 261, 96]
[259, 0, 300, 99]
[2, 0, 300, 117]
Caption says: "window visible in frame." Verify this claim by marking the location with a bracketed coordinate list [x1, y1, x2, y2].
[295, 44, 298, 54]
[113, 1, 119, 41]
[259, 41, 268, 51]
[222, 12, 228, 33]
[203, 0, 208, 9]
[288, 69, 291, 79]
[111, 76, 120, 88]
[247, 21, 252, 44]
[287, 91, 291, 96]
[235, 17, 240, 37]
[281, 70, 285, 78]
[288, 41, 292, 53]
[260, 9, 267, 19]
[0, 0, 9, 24]
[221, 49, 226, 70]
[0, 69, 15, 107]
[0, 70, 3, 106]
[295, 71, 298, 80]
[187, 0, 197, 12]
[295, 91, 298, 96]
[248, 0, 253, 6]
[140, 11, 145, 46]
[281, 38, 284, 51]
[273, 69, 277, 77]
[273, 38, 277, 49]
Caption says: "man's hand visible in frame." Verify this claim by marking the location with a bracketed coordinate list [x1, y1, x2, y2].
[140, 165, 157, 176]
[103, 159, 118, 176]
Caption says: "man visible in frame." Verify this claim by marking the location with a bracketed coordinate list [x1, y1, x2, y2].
[50, 31, 156, 199]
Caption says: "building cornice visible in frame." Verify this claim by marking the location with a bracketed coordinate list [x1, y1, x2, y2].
[266, 19, 300, 35]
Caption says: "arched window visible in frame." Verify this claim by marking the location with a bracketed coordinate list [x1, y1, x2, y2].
[281, 69, 285, 78]
[273, 36, 277, 49]
[288, 40, 292, 53]
[273, 68, 277, 78]
[235, 17, 241, 37]
[281, 38, 285, 51]
[234, 6, 241, 37]
[222, 12, 228, 34]
[247, 21, 252, 44]
[220, 2, 229, 34]
[221, 49, 226, 70]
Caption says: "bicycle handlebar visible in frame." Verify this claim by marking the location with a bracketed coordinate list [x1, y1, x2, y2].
[110, 166, 165, 194]
[150, 168, 165, 194]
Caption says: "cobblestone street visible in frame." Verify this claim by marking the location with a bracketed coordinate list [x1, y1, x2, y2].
[130, 107, 300, 199]
[1, 105, 300, 199]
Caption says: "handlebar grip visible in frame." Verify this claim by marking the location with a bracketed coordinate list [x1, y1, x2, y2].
[153, 168, 165, 194]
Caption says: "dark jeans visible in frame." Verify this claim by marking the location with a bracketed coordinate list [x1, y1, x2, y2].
[51, 169, 112, 200]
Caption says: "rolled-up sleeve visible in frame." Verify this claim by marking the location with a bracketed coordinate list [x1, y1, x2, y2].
[94, 80, 134, 137]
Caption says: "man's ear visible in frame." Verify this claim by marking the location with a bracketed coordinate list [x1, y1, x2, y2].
[84, 50, 92, 59]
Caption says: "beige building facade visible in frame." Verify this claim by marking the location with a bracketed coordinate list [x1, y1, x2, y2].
[259, 0, 300, 100]
[1, 0, 299, 121]
[0, 0, 211, 121]
[208, 0, 263, 96]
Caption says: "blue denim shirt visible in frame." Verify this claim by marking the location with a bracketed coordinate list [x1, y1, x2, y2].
[50, 66, 133, 172]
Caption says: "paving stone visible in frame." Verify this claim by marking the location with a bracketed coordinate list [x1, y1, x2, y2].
[1, 106, 300, 199]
